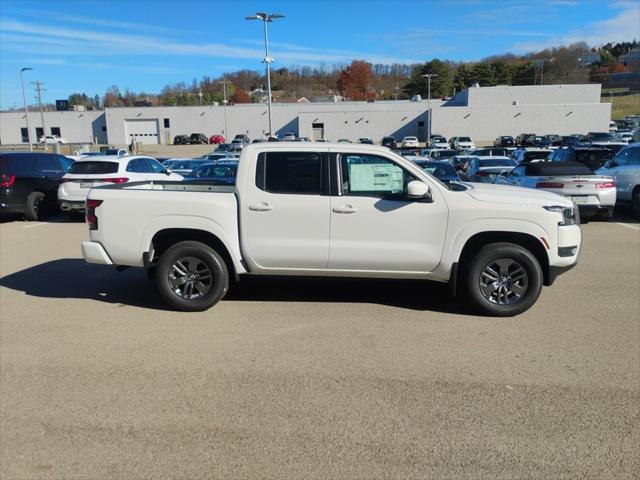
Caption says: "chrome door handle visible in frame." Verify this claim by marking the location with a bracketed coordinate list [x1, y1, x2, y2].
[332, 205, 357, 214]
[249, 202, 273, 212]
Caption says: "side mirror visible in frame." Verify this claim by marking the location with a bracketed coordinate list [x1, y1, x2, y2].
[163, 169, 172, 175]
[407, 180, 432, 201]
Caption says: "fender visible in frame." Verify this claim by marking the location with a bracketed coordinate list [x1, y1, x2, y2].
[140, 214, 246, 275]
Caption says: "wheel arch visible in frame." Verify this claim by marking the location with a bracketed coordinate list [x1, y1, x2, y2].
[458, 231, 550, 286]
[149, 228, 240, 281]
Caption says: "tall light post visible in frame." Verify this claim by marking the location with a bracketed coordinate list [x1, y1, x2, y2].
[218, 80, 230, 140]
[246, 12, 284, 138]
[421, 73, 438, 146]
[20, 67, 34, 151]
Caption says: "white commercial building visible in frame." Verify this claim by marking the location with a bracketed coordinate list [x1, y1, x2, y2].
[0, 84, 610, 147]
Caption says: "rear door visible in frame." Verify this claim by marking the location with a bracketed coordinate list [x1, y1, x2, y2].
[241, 150, 331, 270]
[328, 152, 448, 273]
[606, 146, 640, 202]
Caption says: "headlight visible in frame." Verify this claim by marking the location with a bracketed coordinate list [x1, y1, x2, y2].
[544, 205, 577, 226]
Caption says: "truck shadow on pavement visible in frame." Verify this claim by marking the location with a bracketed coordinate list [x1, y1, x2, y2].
[0, 259, 469, 314]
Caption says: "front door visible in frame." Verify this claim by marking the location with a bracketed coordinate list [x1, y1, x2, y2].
[242, 150, 330, 271]
[328, 153, 448, 273]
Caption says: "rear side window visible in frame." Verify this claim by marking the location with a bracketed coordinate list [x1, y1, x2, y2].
[69, 161, 119, 174]
[256, 151, 322, 194]
[0, 155, 36, 175]
[36, 156, 61, 172]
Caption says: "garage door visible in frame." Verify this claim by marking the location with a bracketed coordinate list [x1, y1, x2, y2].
[125, 119, 160, 145]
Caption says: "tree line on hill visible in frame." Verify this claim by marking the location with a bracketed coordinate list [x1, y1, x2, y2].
[62, 40, 638, 109]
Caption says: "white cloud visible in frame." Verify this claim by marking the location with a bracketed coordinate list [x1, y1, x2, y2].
[0, 17, 420, 68]
[511, 2, 640, 52]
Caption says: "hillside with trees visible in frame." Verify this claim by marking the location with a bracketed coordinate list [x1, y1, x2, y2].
[55, 40, 639, 109]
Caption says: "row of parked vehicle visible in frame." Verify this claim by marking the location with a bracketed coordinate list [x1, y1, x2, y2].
[401, 143, 640, 221]
[2, 141, 638, 222]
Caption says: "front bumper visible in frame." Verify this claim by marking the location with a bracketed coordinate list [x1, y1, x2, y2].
[81, 241, 113, 265]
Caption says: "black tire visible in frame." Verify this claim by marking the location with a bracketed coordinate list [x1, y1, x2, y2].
[463, 242, 543, 317]
[632, 188, 640, 220]
[155, 241, 229, 312]
[595, 207, 614, 221]
[25, 191, 45, 221]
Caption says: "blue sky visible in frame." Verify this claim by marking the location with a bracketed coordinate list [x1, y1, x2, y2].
[1, 0, 638, 108]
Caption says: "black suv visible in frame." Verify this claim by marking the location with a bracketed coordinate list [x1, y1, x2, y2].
[173, 135, 189, 145]
[381, 136, 396, 148]
[548, 147, 613, 170]
[189, 133, 208, 144]
[494, 136, 515, 147]
[0, 152, 73, 220]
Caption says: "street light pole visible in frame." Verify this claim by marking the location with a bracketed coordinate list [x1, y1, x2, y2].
[20, 67, 34, 151]
[421, 73, 438, 147]
[246, 12, 284, 138]
[218, 80, 229, 140]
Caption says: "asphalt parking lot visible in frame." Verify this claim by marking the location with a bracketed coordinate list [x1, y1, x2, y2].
[0, 212, 638, 479]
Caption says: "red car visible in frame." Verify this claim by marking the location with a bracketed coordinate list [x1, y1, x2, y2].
[209, 134, 225, 144]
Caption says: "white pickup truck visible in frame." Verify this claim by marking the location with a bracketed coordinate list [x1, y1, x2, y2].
[81, 143, 582, 316]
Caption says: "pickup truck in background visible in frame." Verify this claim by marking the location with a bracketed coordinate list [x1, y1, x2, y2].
[81, 143, 582, 317]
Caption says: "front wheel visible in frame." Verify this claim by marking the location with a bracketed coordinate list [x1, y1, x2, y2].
[156, 241, 229, 312]
[464, 242, 543, 317]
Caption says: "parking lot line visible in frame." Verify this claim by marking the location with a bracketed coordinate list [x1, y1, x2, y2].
[22, 222, 49, 229]
[613, 222, 640, 231]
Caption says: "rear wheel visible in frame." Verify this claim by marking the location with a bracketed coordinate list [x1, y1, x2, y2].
[25, 191, 45, 221]
[156, 241, 229, 312]
[464, 242, 543, 317]
[632, 188, 640, 219]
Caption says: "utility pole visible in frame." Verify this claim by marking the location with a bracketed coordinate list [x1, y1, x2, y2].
[421, 73, 438, 146]
[218, 80, 230, 140]
[20, 67, 33, 151]
[32, 80, 46, 142]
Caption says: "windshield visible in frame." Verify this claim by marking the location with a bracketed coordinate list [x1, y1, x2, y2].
[526, 162, 594, 176]
[69, 161, 119, 174]
[524, 151, 551, 161]
[459, 137, 471, 142]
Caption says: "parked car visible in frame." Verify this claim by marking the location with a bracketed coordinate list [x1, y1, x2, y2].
[81, 143, 582, 317]
[523, 135, 551, 148]
[233, 134, 251, 144]
[515, 133, 536, 147]
[494, 136, 515, 147]
[401, 136, 419, 148]
[39, 135, 67, 145]
[511, 148, 551, 164]
[411, 159, 460, 183]
[398, 149, 419, 157]
[426, 149, 457, 161]
[203, 152, 239, 162]
[185, 161, 239, 185]
[358, 137, 374, 144]
[381, 136, 396, 149]
[596, 143, 640, 218]
[282, 132, 296, 141]
[216, 143, 231, 152]
[496, 161, 616, 220]
[189, 133, 209, 144]
[463, 157, 517, 183]
[0, 152, 73, 220]
[553, 135, 584, 147]
[173, 135, 189, 145]
[208, 134, 225, 144]
[58, 155, 183, 213]
[429, 135, 448, 149]
[451, 136, 475, 150]
[471, 147, 513, 157]
[337, 138, 352, 143]
[616, 131, 634, 143]
[585, 132, 616, 145]
[162, 159, 209, 175]
[548, 147, 613, 170]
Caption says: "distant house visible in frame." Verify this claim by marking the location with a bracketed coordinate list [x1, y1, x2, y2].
[579, 53, 601, 67]
[621, 47, 640, 68]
